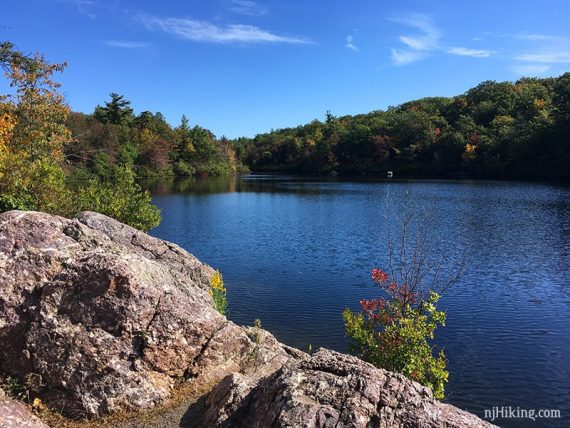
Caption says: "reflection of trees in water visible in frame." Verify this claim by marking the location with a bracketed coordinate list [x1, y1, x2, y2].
[140, 176, 232, 195]
[143, 174, 408, 197]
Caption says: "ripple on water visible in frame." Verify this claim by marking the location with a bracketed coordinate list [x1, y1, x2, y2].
[150, 176, 570, 428]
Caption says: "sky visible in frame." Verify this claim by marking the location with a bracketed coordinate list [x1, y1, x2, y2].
[2, 0, 570, 138]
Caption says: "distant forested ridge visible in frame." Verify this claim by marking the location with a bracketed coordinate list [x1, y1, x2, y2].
[234, 74, 570, 180]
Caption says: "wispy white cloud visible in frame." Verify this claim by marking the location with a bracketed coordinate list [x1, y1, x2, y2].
[59, 0, 93, 6]
[137, 15, 311, 44]
[388, 13, 440, 64]
[58, 0, 96, 18]
[346, 35, 359, 51]
[516, 33, 563, 42]
[387, 14, 496, 65]
[104, 40, 151, 49]
[511, 64, 551, 75]
[230, 0, 267, 16]
[514, 32, 570, 66]
[516, 51, 570, 63]
[390, 48, 426, 65]
[447, 47, 494, 58]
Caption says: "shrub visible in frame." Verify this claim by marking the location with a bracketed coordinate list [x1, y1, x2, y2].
[343, 269, 448, 399]
[74, 165, 161, 231]
[0, 155, 72, 215]
[1, 376, 27, 399]
[210, 270, 228, 315]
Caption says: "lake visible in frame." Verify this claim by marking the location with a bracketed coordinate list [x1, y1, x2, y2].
[148, 175, 570, 427]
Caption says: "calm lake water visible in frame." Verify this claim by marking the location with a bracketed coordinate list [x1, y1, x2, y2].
[148, 175, 570, 427]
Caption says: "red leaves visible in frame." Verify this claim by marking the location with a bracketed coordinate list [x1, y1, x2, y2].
[362, 268, 418, 318]
[360, 298, 386, 315]
[371, 268, 389, 283]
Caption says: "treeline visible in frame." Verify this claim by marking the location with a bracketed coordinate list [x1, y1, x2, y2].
[66, 93, 247, 180]
[236, 75, 570, 180]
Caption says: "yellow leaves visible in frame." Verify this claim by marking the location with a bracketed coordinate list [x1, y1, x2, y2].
[185, 141, 196, 154]
[139, 128, 158, 145]
[210, 270, 228, 315]
[462, 143, 477, 162]
[491, 115, 515, 127]
[534, 98, 546, 109]
[2, 47, 70, 162]
[464, 143, 477, 154]
[32, 397, 46, 412]
[210, 270, 225, 292]
[0, 111, 16, 149]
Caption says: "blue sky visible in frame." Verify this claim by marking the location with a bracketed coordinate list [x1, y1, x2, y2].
[2, 0, 570, 138]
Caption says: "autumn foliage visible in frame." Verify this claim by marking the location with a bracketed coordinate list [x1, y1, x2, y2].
[0, 44, 71, 214]
[343, 268, 448, 399]
[0, 42, 160, 231]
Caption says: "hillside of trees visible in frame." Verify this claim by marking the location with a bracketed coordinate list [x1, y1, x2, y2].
[66, 93, 247, 180]
[236, 75, 570, 180]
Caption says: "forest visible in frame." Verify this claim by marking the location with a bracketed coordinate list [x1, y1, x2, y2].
[66, 74, 570, 182]
[236, 75, 570, 180]
[67, 93, 247, 180]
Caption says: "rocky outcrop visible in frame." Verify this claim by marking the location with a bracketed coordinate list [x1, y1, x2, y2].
[0, 210, 494, 427]
[0, 388, 48, 428]
[203, 349, 494, 428]
[0, 210, 297, 419]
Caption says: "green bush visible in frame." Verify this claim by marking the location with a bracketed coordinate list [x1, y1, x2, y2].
[343, 269, 448, 399]
[74, 165, 161, 231]
[0, 156, 72, 215]
[1, 376, 27, 399]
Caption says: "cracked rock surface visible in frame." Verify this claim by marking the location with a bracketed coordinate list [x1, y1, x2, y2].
[204, 349, 496, 428]
[0, 211, 295, 419]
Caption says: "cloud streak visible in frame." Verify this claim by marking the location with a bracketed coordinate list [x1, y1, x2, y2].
[388, 14, 495, 65]
[388, 14, 440, 65]
[104, 40, 150, 49]
[390, 48, 426, 65]
[58, 0, 96, 18]
[346, 35, 359, 51]
[447, 47, 494, 58]
[516, 51, 570, 63]
[514, 34, 570, 64]
[511, 64, 551, 75]
[230, 0, 267, 16]
[138, 15, 310, 44]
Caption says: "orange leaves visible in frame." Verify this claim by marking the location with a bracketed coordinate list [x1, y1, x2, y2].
[2, 48, 70, 161]
[0, 111, 17, 149]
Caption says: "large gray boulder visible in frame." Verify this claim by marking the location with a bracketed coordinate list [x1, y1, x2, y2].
[204, 349, 495, 428]
[0, 211, 294, 419]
